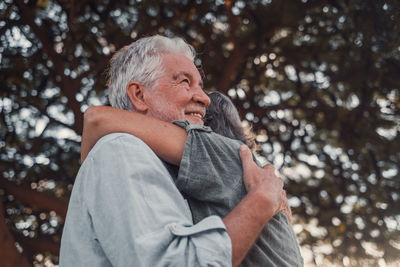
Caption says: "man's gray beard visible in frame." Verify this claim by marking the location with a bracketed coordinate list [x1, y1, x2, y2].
[147, 105, 183, 123]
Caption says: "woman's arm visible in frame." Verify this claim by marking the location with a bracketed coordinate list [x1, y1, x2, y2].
[81, 106, 187, 164]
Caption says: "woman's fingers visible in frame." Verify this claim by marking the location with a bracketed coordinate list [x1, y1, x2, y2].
[239, 145, 257, 191]
[282, 190, 293, 223]
[239, 145, 254, 171]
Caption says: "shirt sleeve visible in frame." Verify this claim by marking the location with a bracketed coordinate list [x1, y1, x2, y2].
[82, 133, 232, 267]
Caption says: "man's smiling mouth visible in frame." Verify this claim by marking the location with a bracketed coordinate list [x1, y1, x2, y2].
[186, 112, 203, 119]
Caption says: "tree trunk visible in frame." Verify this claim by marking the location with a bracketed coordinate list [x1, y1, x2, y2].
[0, 200, 31, 267]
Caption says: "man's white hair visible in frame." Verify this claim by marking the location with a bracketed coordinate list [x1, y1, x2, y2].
[107, 35, 196, 110]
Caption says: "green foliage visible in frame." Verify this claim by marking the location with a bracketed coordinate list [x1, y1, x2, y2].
[1, 0, 399, 266]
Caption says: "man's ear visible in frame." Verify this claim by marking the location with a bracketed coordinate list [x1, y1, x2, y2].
[126, 82, 148, 112]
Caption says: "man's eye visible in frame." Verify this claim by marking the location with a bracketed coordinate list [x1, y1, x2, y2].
[181, 79, 190, 84]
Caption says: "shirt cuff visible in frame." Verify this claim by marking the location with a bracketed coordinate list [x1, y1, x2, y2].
[167, 215, 232, 266]
[167, 215, 226, 236]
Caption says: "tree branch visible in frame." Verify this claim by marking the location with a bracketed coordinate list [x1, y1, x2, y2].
[225, 0, 238, 46]
[13, 232, 60, 256]
[0, 179, 68, 219]
[15, 0, 84, 134]
[77, 55, 111, 81]
[14, 0, 64, 77]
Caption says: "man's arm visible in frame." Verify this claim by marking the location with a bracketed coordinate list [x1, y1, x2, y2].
[224, 145, 286, 266]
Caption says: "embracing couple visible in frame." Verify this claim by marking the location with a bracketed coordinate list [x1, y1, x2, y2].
[60, 35, 303, 267]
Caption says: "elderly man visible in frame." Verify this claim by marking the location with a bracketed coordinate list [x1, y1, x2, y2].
[60, 35, 299, 266]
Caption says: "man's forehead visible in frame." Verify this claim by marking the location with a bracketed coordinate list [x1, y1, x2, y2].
[160, 52, 204, 84]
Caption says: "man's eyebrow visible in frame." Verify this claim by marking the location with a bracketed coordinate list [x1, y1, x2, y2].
[173, 71, 203, 88]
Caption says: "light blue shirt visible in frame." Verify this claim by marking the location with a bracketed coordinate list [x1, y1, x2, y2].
[60, 133, 232, 267]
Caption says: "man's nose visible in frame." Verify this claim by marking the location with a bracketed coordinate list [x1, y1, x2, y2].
[192, 87, 211, 107]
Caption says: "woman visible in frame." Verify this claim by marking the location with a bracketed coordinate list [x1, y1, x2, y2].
[81, 92, 302, 266]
